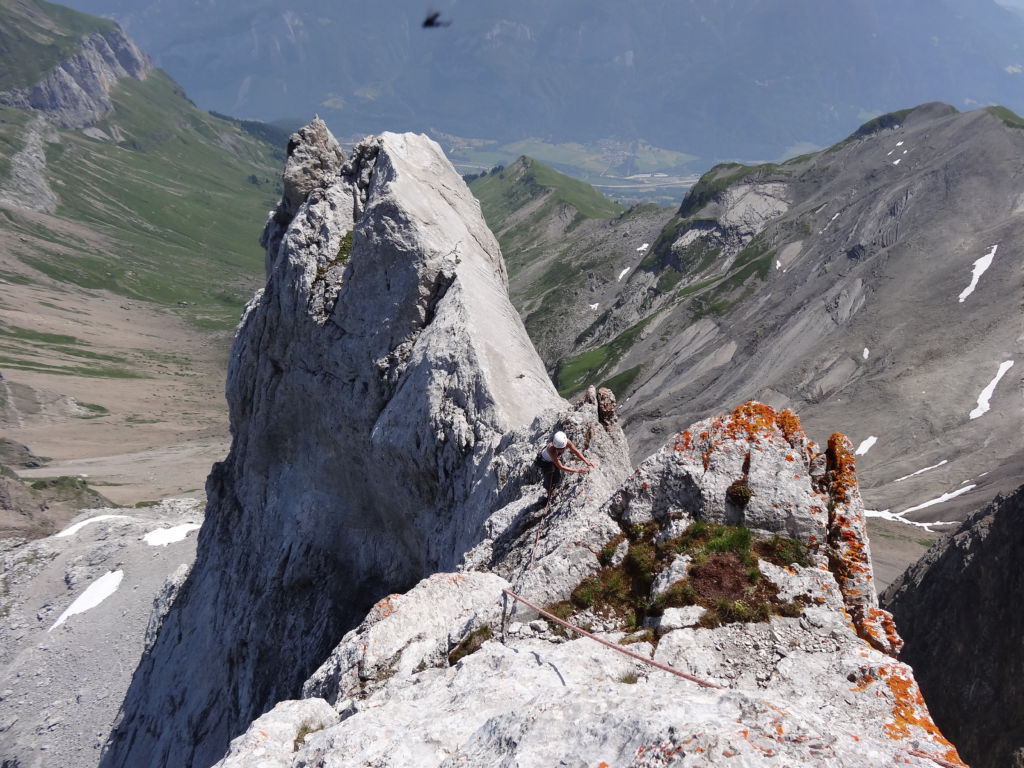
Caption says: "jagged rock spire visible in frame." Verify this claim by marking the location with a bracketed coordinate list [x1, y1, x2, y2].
[100, 122, 629, 768]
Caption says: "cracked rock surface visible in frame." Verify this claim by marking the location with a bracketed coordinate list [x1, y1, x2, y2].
[216, 405, 963, 768]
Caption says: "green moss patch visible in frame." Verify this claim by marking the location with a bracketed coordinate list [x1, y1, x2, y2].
[293, 721, 322, 751]
[549, 521, 808, 637]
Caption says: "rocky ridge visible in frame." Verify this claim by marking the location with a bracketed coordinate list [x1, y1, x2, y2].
[96, 119, 963, 768]
[0, 24, 150, 129]
[213, 403, 962, 768]
[99, 120, 632, 768]
[546, 103, 1024, 582]
[884, 483, 1024, 768]
[468, 159, 674, 375]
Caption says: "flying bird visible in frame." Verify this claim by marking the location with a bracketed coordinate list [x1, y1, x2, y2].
[422, 10, 452, 28]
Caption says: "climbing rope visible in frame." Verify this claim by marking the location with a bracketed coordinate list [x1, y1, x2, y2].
[906, 750, 966, 768]
[501, 493, 551, 637]
[501, 590, 963, 768]
[501, 587, 723, 689]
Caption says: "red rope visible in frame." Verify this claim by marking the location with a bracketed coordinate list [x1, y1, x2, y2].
[500, 593, 965, 767]
[907, 749, 967, 768]
[500, 588, 723, 689]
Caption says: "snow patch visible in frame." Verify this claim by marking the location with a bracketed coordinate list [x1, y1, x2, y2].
[617, 267, 630, 282]
[56, 514, 131, 538]
[144, 523, 201, 546]
[958, 244, 998, 302]
[818, 211, 841, 235]
[854, 436, 877, 456]
[969, 360, 1014, 419]
[894, 459, 948, 483]
[902, 485, 976, 515]
[48, 570, 124, 630]
[864, 508, 956, 532]
[862, 348, 869, 360]
[636, 243, 649, 252]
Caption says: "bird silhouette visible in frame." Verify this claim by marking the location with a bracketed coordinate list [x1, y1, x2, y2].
[422, 10, 452, 28]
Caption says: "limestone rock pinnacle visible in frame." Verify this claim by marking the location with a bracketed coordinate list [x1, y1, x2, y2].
[100, 122, 630, 768]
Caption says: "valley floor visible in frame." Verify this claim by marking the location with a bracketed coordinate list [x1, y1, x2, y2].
[0, 221, 232, 506]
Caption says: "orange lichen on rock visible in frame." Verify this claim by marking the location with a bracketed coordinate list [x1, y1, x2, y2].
[775, 408, 805, 446]
[690, 403, 811, 471]
[879, 666, 967, 766]
[863, 607, 904, 656]
[826, 433, 857, 504]
[370, 594, 399, 620]
[824, 432, 903, 657]
[673, 430, 694, 451]
[726, 402, 784, 442]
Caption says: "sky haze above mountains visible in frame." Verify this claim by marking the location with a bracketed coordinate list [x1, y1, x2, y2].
[58, 0, 1024, 164]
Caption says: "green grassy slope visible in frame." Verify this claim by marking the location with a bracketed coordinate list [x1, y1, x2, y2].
[470, 156, 624, 278]
[33, 70, 282, 329]
[471, 156, 624, 225]
[468, 155, 673, 391]
[469, 155, 623, 301]
[0, 2, 283, 378]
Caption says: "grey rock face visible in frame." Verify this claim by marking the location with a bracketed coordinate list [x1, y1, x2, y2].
[279, 118, 346, 221]
[883, 484, 1024, 768]
[100, 124, 630, 768]
[0, 116, 59, 214]
[0, 28, 151, 129]
[0, 500, 202, 768]
[303, 571, 510, 704]
[212, 699, 340, 768]
[605, 402, 828, 545]
[545, 103, 1024, 585]
[212, 403, 961, 768]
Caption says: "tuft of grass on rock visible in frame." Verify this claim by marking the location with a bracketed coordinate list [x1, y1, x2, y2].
[293, 721, 322, 751]
[448, 625, 493, 665]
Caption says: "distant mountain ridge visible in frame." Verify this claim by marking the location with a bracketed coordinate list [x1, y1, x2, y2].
[469, 158, 672, 368]
[54, 0, 1024, 165]
[486, 103, 1024, 586]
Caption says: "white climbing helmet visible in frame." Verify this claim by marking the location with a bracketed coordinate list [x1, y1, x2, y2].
[552, 431, 568, 449]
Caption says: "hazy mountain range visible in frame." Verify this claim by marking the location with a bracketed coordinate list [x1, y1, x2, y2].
[57, 0, 1024, 169]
